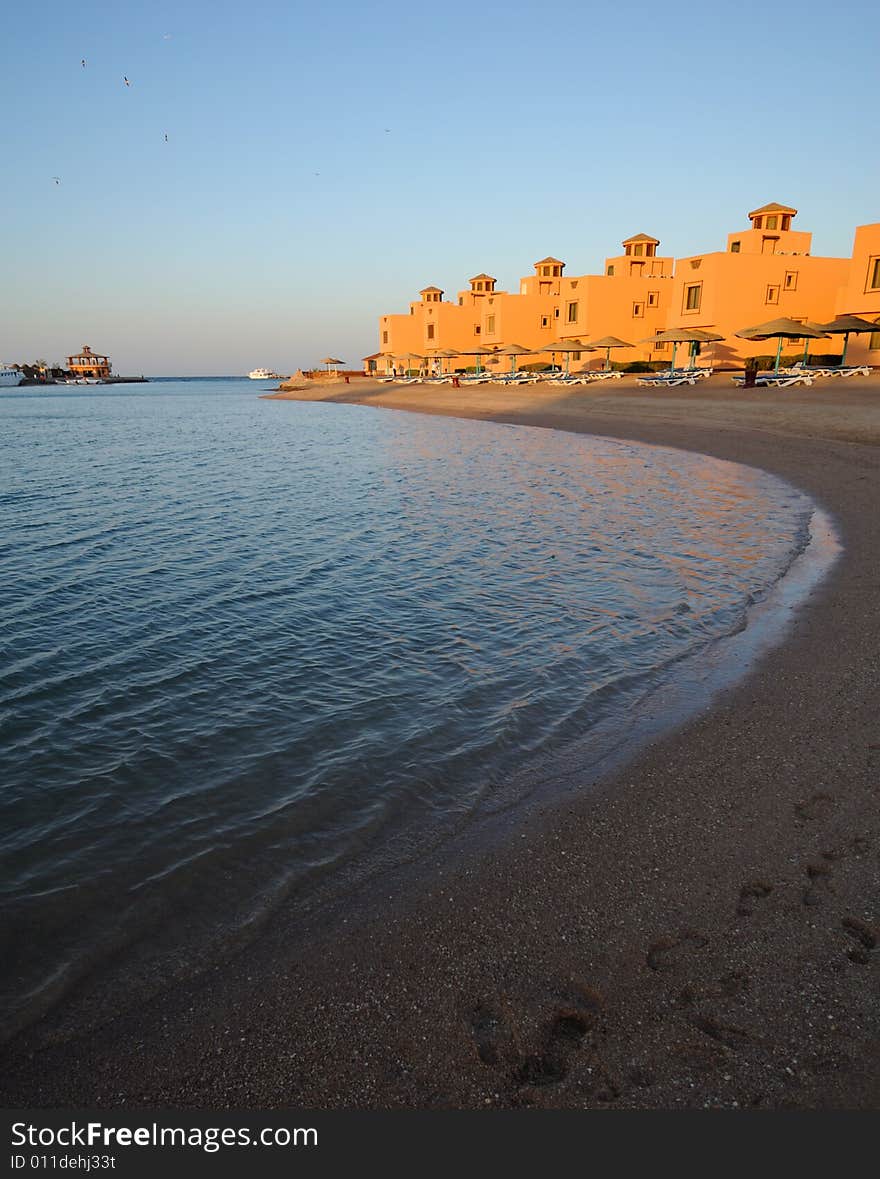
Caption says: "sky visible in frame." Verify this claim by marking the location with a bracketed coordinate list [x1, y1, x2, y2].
[2, 0, 878, 375]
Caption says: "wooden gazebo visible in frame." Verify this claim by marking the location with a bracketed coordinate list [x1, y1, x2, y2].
[67, 345, 111, 379]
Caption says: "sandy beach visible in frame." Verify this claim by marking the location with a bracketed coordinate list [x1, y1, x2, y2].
[2, 373, 879, 1110]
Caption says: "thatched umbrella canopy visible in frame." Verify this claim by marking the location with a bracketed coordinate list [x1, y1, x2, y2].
[818, 315, 879, 366]
[642, 327, 725, 371]
[735, 317, 826, 373]
[582, 335, 633, 371]
[540, 338, 593, 375]
[496, 343, 532, 374]
[394, 351, 426, 375]
[320, 356, 344, 374]
[425, 347, 462, 375]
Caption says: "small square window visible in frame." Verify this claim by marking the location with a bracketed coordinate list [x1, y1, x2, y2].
[606, 265, 615, 276]
[730, 241, 741, 253]
[766, 285, 780, 304]
[474, 325, 481, 335]
[632, 302, 645, 318]
[868, 258, 880, 290]
[566, 302, 579, 323]
[868, 322, 880, 349]
[784, 271, 798, 290]
[684, 284, 701, 312]
[690, 258, 702, 269]
[486, 315, 495, 334]
[540, 316, 550, 328]
[426, 324, 435, 339]
[647, 291, 658, 306]
[382, 331, 388, 344]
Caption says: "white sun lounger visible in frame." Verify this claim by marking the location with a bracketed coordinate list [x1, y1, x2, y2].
[730, 373, 814, 388]
[789, 364, 871, 379]
[637, 374, 698, 387]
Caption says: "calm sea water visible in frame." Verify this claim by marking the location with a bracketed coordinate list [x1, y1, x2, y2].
[1, 378, 817, 1037]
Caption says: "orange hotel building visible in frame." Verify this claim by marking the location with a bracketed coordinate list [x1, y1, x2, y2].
[369, 204, 880, 374]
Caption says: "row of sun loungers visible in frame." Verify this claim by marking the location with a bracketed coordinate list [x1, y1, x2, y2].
[379, 362, 871, 390]
[730, 372, 814, 388]
[782, 363, 871, 379]
[636, 368, 714, 387]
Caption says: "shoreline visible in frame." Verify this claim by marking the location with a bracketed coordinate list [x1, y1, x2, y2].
[3, 376, 879, 1109]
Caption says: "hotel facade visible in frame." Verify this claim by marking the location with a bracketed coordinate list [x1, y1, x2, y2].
[369, 205, 880, 373]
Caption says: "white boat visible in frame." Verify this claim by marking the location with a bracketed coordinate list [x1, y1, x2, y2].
[248, 368, 280, 380]
[0, 365, 24, 387]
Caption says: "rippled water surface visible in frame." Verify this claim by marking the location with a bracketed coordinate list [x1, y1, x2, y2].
[1, 379, 816, 1035]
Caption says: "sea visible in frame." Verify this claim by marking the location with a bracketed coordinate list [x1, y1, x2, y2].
[0, 377, 833, 1041]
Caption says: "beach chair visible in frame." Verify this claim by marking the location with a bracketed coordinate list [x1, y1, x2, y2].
[585, 370, 623, 381]
[637, 374, 698, 387]
[730, 373, 813, 388]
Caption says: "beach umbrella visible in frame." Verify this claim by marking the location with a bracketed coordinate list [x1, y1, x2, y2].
[582, 335, 633, 372]
[681, 328, 724, 369]
[459, 345, 499, 375]
[396, 351, 425, 375]
[643, 327, 722, 372]
[320, 356, 344, 374]
[818, 315, 880, 366]
[496, 343, 533, 375]
[541, 338, 592, 376]
[735, 317, 826, 374]
[430, 347, 462, 375]
[790, 322, 831, 366]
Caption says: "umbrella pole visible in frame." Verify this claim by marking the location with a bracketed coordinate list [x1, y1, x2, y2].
[774, 335, 784, 374]
[841, 332, 850, 366]
[565, 351, 570, 377]
[605, 346, 611, 372]
[670, 342, 678, 373]
[802, 339, 810, 365]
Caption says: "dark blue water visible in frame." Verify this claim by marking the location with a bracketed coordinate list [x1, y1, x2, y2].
[1, 379, 817, 1038]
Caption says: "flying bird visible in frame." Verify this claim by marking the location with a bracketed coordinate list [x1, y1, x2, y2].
[52, 176, 61, 185]
[163, 133, 168, 142]
[123, 76, 131, 86]
[81, 59, 86, 68]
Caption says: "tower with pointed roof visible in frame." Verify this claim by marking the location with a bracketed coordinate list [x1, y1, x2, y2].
[725, 202, 811, 256]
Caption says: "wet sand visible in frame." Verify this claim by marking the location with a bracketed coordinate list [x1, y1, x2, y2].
[2, 374, 879, 1109]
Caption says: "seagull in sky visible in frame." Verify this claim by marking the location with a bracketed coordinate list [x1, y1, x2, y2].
[52, 176, 61, 185]
[123, 76, 131, 87]
[163, 133, 168, 142]
[81, 59, 86, 68]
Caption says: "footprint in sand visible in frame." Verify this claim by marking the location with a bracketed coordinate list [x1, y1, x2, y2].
[691, 1014, 753, 1051]
[471, 982, 604, 1090]
[470, 1003, 508, 1067]
[646, 931, 709, 972]
[737, 880, 774, 917]
[841, 916, 877, 965]
[794, 792, 835, 822]
[802, 862, 834, 907]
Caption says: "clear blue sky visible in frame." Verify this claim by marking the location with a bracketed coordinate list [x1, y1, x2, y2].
[3, 0, 877, 374]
